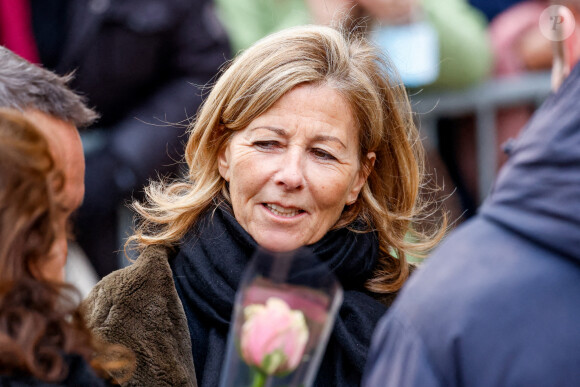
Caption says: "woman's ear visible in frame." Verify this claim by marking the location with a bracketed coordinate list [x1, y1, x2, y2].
[347, 152, 376, 205]
[364, 151, 376, 177]
[217, 144, 231, 182]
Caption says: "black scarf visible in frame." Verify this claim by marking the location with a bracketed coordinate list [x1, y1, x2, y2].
[170, 205, 389, 387]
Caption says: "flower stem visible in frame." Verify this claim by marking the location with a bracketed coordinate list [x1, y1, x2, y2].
[251, 370, 267, 387]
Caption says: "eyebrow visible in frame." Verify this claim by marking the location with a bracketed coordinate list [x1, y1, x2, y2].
[250, 126, 347, 149]
[314, 134, 346, 149]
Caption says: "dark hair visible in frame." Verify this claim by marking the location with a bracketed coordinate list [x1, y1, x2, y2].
[0, 109, 133, 382]
[0, 46, 98, 128]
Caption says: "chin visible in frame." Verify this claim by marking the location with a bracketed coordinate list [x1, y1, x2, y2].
[255, 235, 304, 253]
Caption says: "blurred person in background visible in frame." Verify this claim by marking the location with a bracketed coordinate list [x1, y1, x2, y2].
[0, 0, 231, 278]
[0, 109, 134, 386]
[489, 0, 580, 150]
[362, 14, 580, 386]
[0, 45, 98, 289]
[451, 1, 580, 211]
[217, 0, 491, 89]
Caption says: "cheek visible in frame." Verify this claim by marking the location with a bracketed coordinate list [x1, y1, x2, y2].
[309, 169, 357, 208]
[43, 221, 68, 281]
[313, 187, 348, 218]
[39, 238, 67, 282]
[229, 155, 270, 198]
[228, 163, 259, 216]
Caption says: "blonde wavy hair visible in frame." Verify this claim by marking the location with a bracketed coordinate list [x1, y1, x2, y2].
[130, 24, 445, 293]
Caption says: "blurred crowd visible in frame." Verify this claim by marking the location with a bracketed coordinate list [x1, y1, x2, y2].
[2, 0, 580, 385]
[2, 0, 571, 280]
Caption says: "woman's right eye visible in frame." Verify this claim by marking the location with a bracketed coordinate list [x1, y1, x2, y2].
[253, 140, 280, 149]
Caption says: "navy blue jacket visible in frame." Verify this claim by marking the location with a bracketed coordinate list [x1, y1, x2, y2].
[362, 63, 580, 387]
[468, 0, 525, 21]
[0, 354, 112, 387]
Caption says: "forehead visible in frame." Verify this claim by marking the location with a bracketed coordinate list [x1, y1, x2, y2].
[252, 84, 357, 134]
[272, 83, 352, 111]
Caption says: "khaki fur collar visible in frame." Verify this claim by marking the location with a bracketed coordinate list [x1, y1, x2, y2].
[83, 245, 197, 386]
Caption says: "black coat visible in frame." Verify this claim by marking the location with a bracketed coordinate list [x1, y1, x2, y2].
[0, 354, 113, 387]
[32, 0, 231, 276]
[43, 0, 230, 185]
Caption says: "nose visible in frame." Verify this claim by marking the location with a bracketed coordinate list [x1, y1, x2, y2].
[275, 148, 305, 191]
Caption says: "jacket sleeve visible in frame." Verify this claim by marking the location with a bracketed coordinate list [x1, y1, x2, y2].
[423, 0, 492, 89]
[362, 312, 444, 387]
[214, 0, 310, 53]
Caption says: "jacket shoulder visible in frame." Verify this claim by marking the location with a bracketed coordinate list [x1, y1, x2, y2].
[83, 245, 175, 320]
[83, 245, 197, 387]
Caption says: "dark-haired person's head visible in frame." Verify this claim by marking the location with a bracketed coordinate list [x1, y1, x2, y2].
[0, 109, 63, 282]
[0, 46, 97, 271]
[0, 109, 132, 384]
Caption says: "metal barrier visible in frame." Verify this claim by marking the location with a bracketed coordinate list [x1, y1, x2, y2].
[412, 71, 552, 203]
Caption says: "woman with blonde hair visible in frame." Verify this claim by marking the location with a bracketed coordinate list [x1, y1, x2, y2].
[84, 24, 445, 386]
[0, 109, 132, 386]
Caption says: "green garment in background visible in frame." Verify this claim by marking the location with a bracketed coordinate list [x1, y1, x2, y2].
[215, 0, 311, 56]
[422, 0, 492, 89]
[214, 0, 492, 89]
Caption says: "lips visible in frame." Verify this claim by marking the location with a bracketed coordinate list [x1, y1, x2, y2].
[264, 203, 305, 217]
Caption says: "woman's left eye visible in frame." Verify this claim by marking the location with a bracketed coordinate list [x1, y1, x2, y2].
[311, 148, 336, 160]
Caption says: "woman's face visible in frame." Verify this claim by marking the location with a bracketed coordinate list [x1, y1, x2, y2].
[218, 84, 375, 252]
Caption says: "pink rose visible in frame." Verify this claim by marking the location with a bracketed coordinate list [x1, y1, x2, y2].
[245, 284, 329, 324]
[240, 297, 309, 375]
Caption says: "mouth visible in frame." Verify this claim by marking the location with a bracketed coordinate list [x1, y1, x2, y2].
[263, 203, 306, 218]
